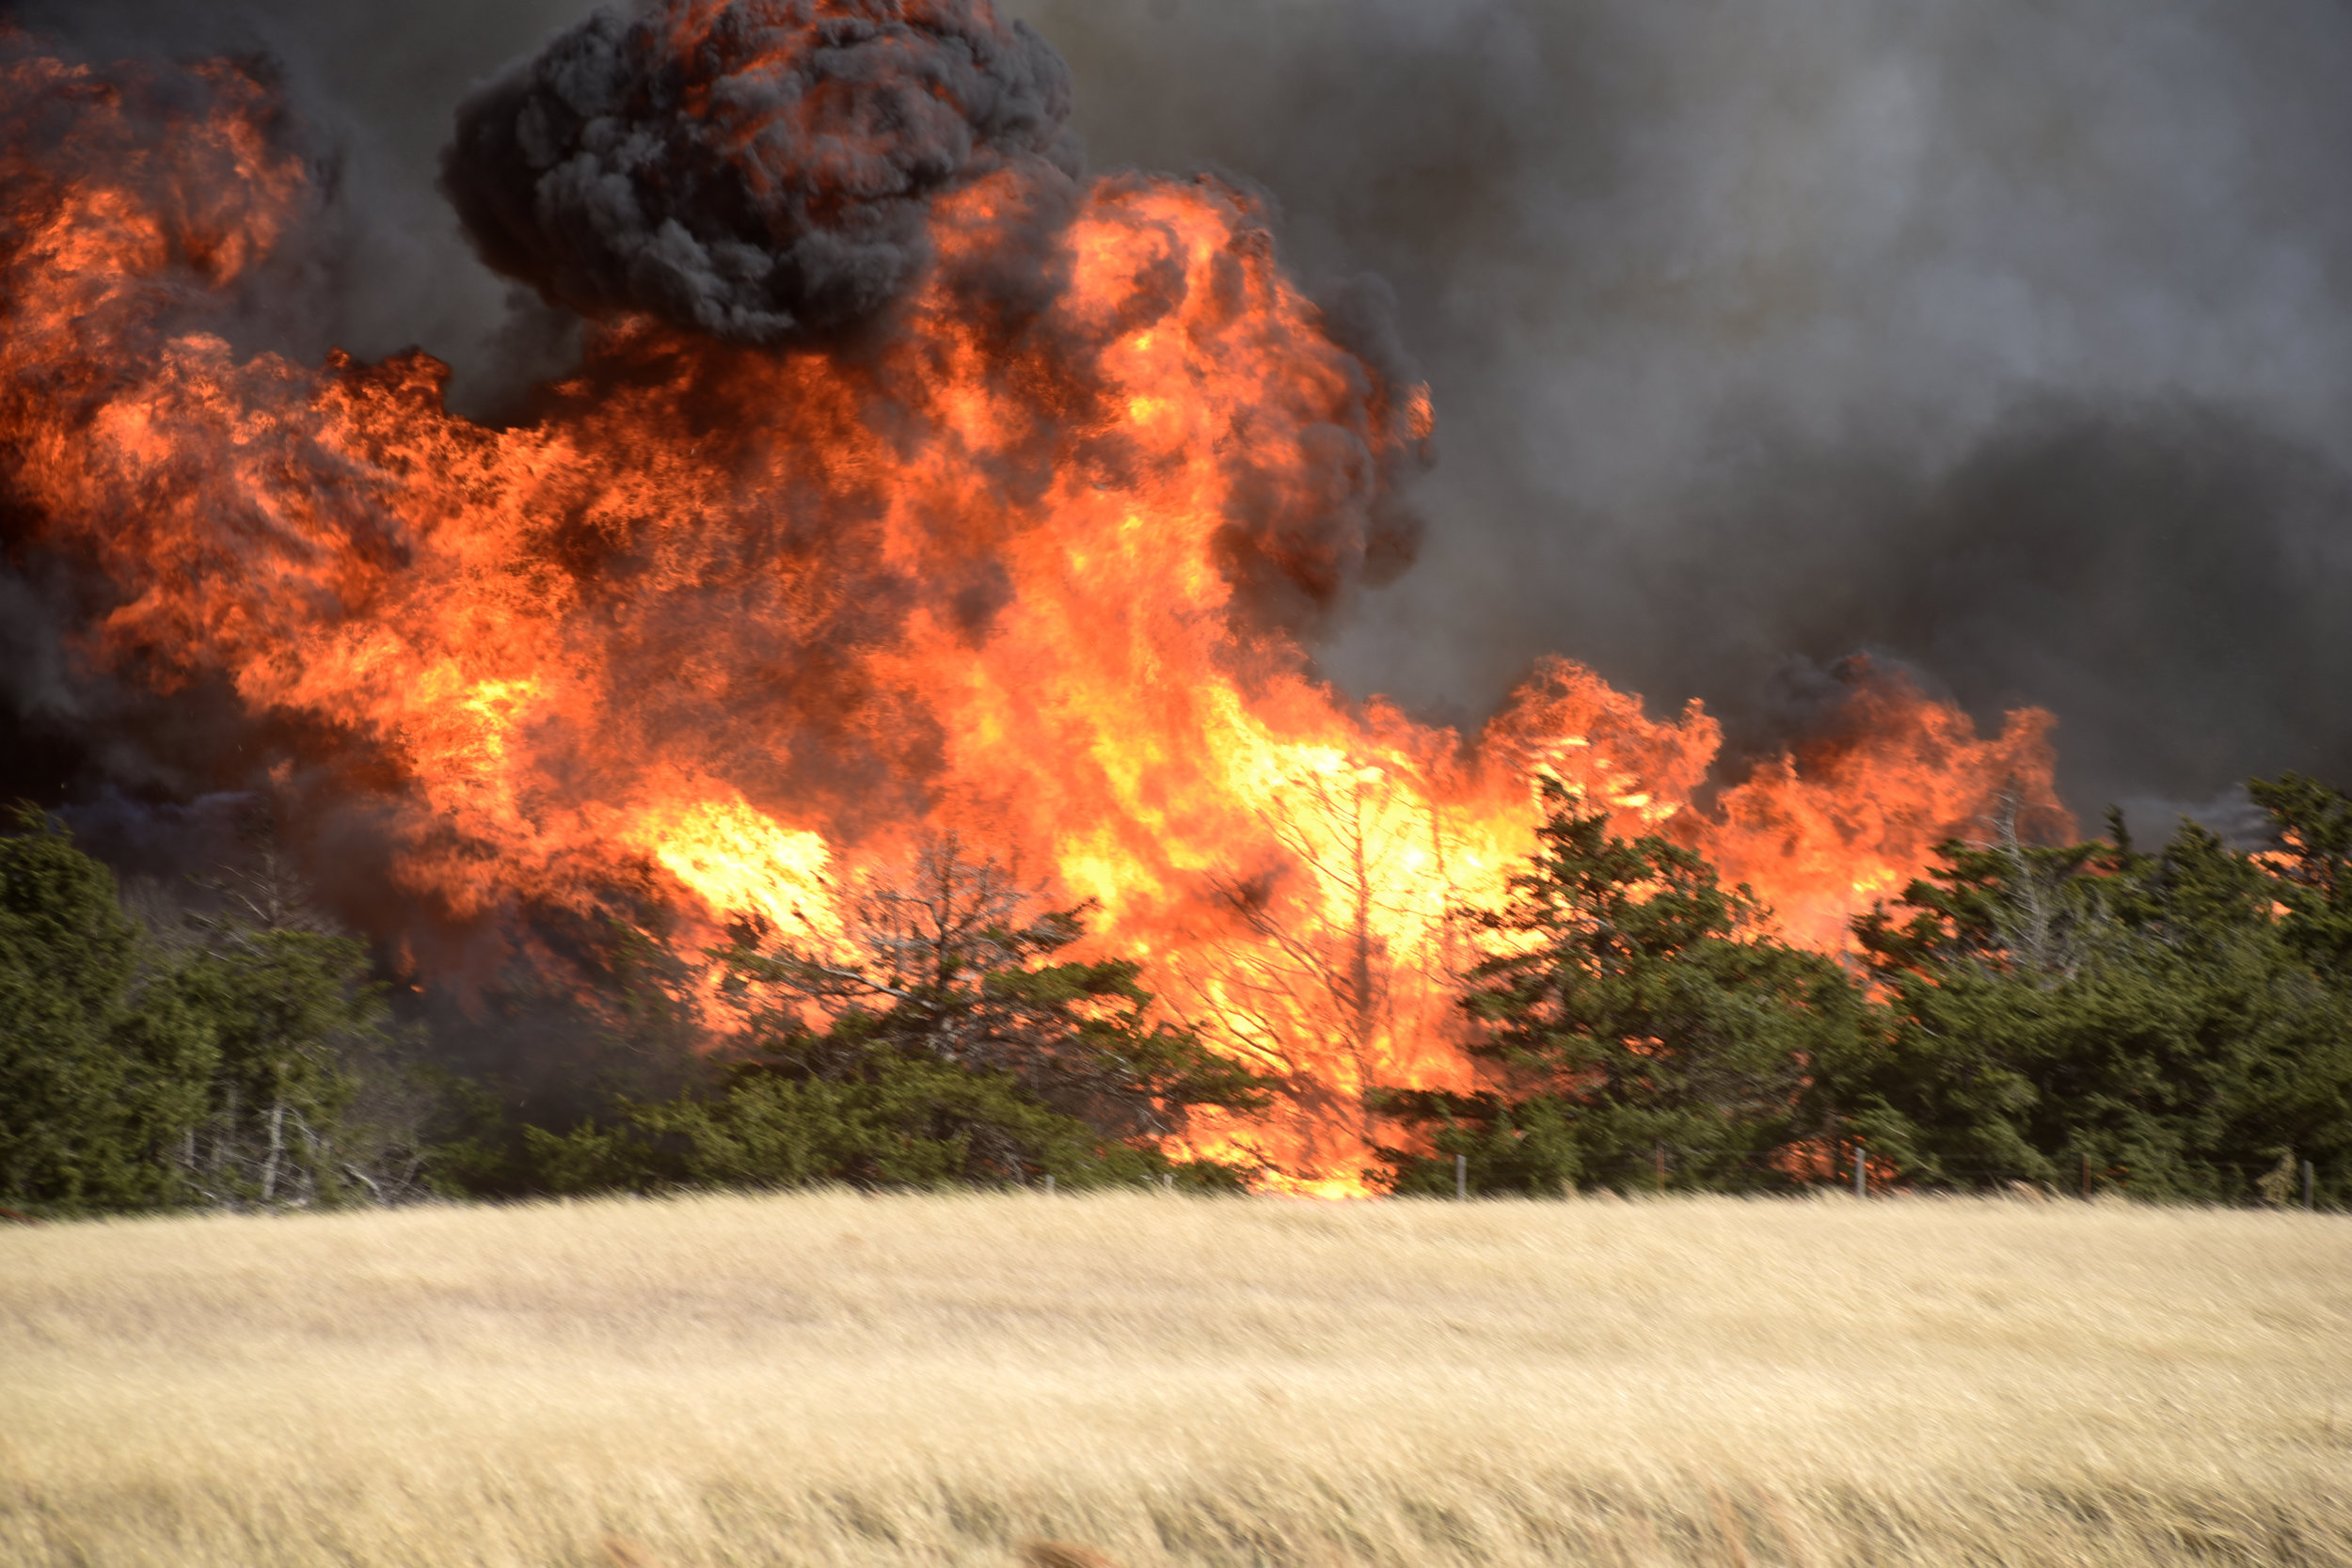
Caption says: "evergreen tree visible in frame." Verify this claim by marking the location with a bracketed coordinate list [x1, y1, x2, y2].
[401, 904, 715, 1199]
[531, 836, 1272, 1193]
[2, 814, 432, 1212]
[2249, 773, 2352, 973]
[1376, 784, 1868, 1195]
[0, 813, 215, 1211]
[1834, 792, 2352, 1199]
[175, 926, 402, 1207]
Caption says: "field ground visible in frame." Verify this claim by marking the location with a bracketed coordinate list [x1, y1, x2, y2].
[3, 1193, 2349, 1568]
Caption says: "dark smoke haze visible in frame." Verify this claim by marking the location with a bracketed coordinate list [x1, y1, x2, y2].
[8, 0, 2352, 841]
[1006, 0, 2352, 837]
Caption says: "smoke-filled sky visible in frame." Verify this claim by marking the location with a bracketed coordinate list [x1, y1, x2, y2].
[11, 0, 2352, 835]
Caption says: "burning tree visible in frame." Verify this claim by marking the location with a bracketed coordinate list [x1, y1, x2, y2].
[1175, 752, 1470, 1186]
[1829, 779, 2352, 1200]
[1375, 783, 1868, 1196]
[529, 836, 1273, 1192]
[0, 7, 2090, 1192]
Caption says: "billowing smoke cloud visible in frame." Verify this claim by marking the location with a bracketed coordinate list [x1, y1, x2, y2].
[1004, 0, 2352, 833]
[440, 0, 1082, 342]
[8, 0, 2352, 841]
[0, 0, 1428, 917]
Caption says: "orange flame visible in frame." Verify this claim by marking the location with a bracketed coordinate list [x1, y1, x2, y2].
[0, 38, 2066, 1190]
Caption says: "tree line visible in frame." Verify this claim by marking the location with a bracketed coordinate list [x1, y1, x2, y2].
[1379, 777, 2352, 1205]
[0, 816, 431, 1212]
[5, 778, 2350, 1215]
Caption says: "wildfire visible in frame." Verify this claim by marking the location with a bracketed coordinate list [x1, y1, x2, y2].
[0, 10, 2066, 1191]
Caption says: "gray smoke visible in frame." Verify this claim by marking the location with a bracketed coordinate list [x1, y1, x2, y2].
[1004, 0, 2352, 835]
[8, 0, 2352, 837]
[439, 0, 1082, 342]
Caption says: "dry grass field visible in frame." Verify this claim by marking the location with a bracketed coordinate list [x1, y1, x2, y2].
[3, 1192, 2348, 1568]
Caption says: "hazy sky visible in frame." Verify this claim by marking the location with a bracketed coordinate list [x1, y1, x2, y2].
[15, 0, 2352, 831]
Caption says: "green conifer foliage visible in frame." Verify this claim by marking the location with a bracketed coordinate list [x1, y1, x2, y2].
[176, 927, 396, 1207]
[1834, 787, 2352, 1199]
[0, 815, 215, 1210]
[1376, 783, 1868, 1195]
[528, 836, 1274, 1193]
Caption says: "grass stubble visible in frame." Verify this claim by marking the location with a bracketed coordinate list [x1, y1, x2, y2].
[2, 1191, 2347, 1568]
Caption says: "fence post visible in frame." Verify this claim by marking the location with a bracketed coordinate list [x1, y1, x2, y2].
[1454, 1153, 1468, 1200]
[1044, 1173, 1055, 1196]
[2307, 1160, 2317, 1212]
[1853, 1145, 1867, 1199]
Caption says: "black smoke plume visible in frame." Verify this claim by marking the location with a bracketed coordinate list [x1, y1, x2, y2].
[0, 0, 1418, 935]
[8, 0, 2352, 843]
[439, 0, 1082, 342]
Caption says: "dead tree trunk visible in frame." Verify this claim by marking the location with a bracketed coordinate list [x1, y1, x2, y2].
[259, 1099, 285, 1205]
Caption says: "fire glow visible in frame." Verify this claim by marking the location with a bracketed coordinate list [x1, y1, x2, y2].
[0, 8, 2065, 1191]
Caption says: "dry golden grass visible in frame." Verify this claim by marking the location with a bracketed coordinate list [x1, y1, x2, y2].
[3, 1191, 2349, 1568]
